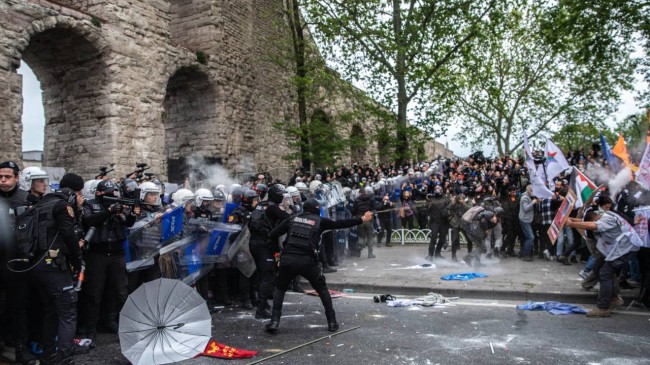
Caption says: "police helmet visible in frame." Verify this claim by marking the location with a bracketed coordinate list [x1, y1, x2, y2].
[309, 180, 322, 194]
[172, 188, 195, 207]
[286, 186, 300, 198]
[364, 186, 373, 195]
[241, 189, 259, 208]
[213, 189, 226, 201]
[255, 183, 269, 200]
[493, 207, 504, 217]
[140, 181, 161, 206]
[194, 188, 214, 207]
[303, 198, 321, 215]
[82, 179, 99, 200]
[295, 182, 308, 193]
[121, 178, 138, 199]
[20, 166, 49, 191]
[268, 184, 286, 204]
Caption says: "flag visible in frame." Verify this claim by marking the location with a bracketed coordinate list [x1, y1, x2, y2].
[569, 167, 597, 208]
[611, 133, 631, 168]
[198, 338, 258, 359]
[600, 133, 620, 172]
[522, 133, 536, 172]
[544, 138, 570, 185]
[647, 107, 650, 143]
[523, 133, 553, 198]
[637, 142, 650, 189]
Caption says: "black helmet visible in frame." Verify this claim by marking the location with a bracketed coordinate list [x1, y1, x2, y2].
[268, 184, 286, 204]
[255, 183, 268, 200]
[230, 186, 244, 204]
[121, 178, 138, 199]
[302, 198, 321, 215]
[241, 189, 259, 208]
[478, 210, 496, 230]
[213, 189, 226, 201]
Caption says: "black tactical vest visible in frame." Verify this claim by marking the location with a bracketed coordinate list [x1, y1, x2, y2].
[283, 213, 321, 256]
[87, 200, 127, 253]
[35, 193, 69, 252]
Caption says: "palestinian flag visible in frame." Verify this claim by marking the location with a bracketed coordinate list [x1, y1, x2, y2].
[569, 168, 597, 208]
[197, 338, 258, 359]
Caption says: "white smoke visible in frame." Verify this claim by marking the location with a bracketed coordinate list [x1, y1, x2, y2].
[585, 165, 632, 198]
[185, 155, 244, 190]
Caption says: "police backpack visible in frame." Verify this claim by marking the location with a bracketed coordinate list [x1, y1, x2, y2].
[14, 194, 63, 261]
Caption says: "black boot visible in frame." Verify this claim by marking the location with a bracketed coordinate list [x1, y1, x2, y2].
[255, 300, 271, 319]
[15, 343, 38, 365]
[242, 298, 253, 309]
[86, 325, 98, 349]
[265, 310, 281, 333]
[326, 311, 339, 332]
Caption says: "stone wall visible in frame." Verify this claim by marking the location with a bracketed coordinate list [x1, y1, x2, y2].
[0, 0, 451, 183]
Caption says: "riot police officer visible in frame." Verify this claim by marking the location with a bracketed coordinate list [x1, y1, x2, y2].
[0, 161, 35, 365]
[249, 184, 289, 319]
[228, 190, 260, 309]
[265, 199, 373, 333]
[30, 173, 84, 365]
[82, 179, 138, 346]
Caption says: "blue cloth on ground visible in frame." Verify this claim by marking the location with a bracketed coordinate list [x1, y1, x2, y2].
[516, 301, 587, 315]
[440, 272, 487, 281]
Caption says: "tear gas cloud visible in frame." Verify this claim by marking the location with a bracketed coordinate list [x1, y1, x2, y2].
[185, 155, 256, 190]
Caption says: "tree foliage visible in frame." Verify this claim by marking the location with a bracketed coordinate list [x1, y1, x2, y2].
[444, 1, 637, 156]
[301, 0, 496, 164]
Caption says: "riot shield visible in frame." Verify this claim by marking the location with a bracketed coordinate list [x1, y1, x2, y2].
[226, 225, 256, 278]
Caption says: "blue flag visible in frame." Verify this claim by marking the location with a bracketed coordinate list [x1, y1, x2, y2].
[600, 133, 620, 171]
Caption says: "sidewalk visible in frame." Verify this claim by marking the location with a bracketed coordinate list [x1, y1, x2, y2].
[322, 245, 636, 305]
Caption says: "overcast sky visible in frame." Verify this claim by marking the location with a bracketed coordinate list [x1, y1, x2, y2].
[19, 62, 647, 157]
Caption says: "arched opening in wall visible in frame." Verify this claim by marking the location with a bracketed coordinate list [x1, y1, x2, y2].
[19, 63, 45, 168]
[350, 124, 365, 164]
[163, 66, 218, 184]
[377, 128, 392, 163]
[310, 109, 341, 170]
[19, 27, 106, 175]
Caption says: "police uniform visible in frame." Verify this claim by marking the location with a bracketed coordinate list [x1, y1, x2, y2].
[30, 188, 82, 365]
[82, 195, 136, 343]
[265, 199, 364, 333]
[0, 175, 35, 365]
[228, 204, 256, 309]
[249, 202, 288, 318]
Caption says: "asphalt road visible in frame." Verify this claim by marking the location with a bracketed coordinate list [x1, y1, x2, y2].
[69, 292, 650, 365]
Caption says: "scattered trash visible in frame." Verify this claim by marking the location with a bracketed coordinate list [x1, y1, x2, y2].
[414, 292, 458, 306]
[342, 288, 355, 294]
[441, 272, 488, 281]
[373, 294, 397, 303]
[516, 301, 587, 315]
[490, 342, 494, 354]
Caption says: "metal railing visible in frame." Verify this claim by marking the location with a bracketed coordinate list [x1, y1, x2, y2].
[388, 228, 468, 245]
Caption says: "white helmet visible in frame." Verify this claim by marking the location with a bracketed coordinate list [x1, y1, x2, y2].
[172, 188, 195, 207]
[229, 183, 242, 195]
[286, 186, 300, 198]
[194, 188, 214, 206]
[309, 180, 322, 193]
[139, 181, 161, 206]
[82, 179, 100, 200]
[295, 182, 308, 193]
[20, 166, 49, 191]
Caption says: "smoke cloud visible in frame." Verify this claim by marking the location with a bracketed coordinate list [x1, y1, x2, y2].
[185, 155, 251, 190]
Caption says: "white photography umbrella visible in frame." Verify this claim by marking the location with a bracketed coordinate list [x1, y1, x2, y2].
[119, 278, 211, 365]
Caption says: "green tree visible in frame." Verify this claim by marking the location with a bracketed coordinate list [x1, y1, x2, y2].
[615, 112, 649, 156]
[445, 1, 636, 156]
[301, 0, 496, 165]
[551, 122, 615, 154]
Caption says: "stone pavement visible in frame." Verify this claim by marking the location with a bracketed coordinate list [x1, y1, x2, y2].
[322, 244, 640, 305]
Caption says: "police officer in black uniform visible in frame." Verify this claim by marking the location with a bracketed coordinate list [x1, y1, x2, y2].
[30, 173, 84, 365]
[249, 184, 290, 319]
[82, 180, 138, 346]
[265, 198, 373, 333]
[228, 190, 260, 309]
[0, 161, 36, 365]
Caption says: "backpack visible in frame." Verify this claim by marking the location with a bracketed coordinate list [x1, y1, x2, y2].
[248, 206, 273, 238]
[14, 205, 39, 260]
[462, 206, 485, 224]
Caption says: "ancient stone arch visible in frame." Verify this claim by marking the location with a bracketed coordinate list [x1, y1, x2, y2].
[1, 13, 110, 173]
[350, 124, 366, 164]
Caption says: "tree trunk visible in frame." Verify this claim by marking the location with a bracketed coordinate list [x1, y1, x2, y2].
[289, 0, 311, 171]
[393, 0, 409, 166]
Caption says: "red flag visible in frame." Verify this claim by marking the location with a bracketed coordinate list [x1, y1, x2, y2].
[197, 338, 258, 359]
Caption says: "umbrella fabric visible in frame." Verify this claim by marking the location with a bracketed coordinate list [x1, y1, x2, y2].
[516, 301, 587, 315]
[441, 272, 488, 281]
[120, 278, 212, 365]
